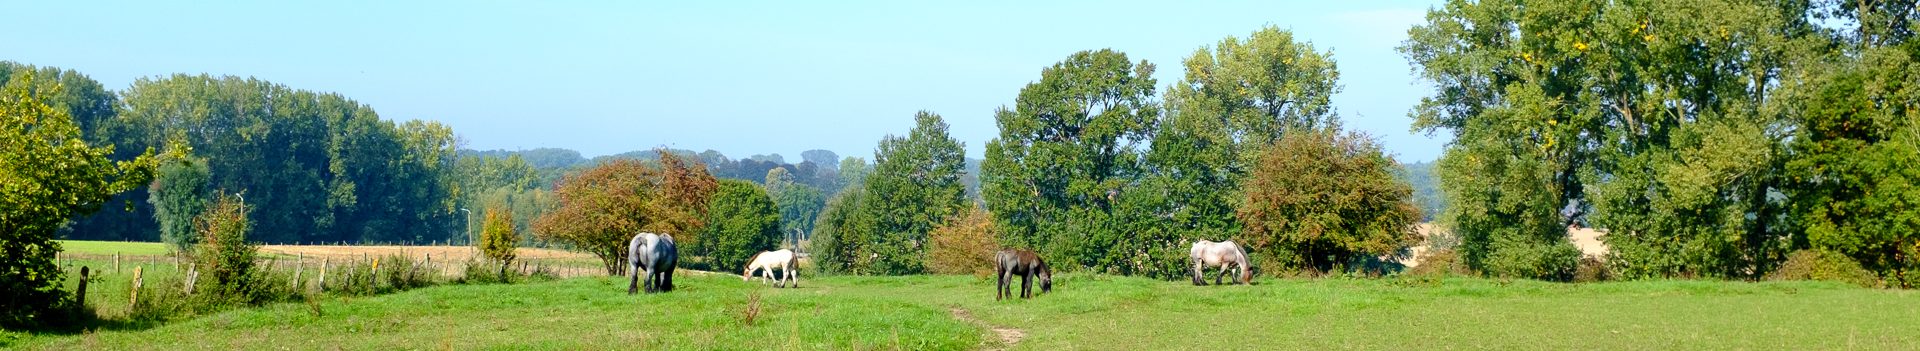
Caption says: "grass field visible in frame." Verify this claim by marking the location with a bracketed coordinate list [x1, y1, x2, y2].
[54, 240, 170, 256]
[12, 272, 1918, 350]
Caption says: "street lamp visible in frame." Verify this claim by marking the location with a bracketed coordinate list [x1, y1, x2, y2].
[460, 208, 472, 244]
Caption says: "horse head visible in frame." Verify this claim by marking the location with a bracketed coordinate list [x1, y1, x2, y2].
[1039, 261, 1054, 293]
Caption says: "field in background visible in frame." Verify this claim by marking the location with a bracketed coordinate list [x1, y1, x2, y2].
[14, 273, 1918, 350]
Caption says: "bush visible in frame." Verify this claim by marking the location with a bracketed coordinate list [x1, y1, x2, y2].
[1767, 250, 1879, 288]
[1406, 249, 1473, 277]
[1482, 237, 1580, 281]
[192, 193, 267, 305]
[1573, 256, 1611, 283]
[927, 206, 998, 277]
[479, 206, 519, 279]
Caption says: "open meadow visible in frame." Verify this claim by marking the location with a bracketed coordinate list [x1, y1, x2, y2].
[11, 268, 1917, 350]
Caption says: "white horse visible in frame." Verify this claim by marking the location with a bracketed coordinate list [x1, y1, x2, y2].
[1190, 240, 1252, 285]
[742, 249, 798, 288]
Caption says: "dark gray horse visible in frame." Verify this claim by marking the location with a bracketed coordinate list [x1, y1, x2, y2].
[994, 249, 1052, 300]
[628, 232, 678, 294]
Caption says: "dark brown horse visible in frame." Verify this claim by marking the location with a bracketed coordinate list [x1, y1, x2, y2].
[994, 249, 1053, 300]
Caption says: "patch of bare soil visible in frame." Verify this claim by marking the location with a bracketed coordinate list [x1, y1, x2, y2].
[948, 306, 1024, 351]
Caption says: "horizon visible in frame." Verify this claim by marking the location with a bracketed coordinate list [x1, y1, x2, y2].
[6, 1, 1449, 162]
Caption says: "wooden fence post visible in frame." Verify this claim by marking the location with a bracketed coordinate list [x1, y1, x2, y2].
[319, 258, 329, 292]
[115, 252, 121, 274]
[130, 266, 144, 308]
[76, 267, 89, 309]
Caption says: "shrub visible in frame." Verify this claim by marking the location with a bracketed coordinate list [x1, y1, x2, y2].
[1482, 237, 1580, 281]
[479, 206, 518, 279]
[1767, 250, 1879, 288]
[927, 206, 998, 277]
[1573, 256, 1611, 283]
[193, 193, 266, 305]
[1406, 249, 1473, 277]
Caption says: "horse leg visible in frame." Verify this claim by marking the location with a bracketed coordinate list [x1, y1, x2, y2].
[1215, 265, 1229, 285]
[1193, 260, 1207, 286]
[661, 266, 675, 292]
[644, 267, 658, 293]
[1021, 273, 1033, 299]
[998, 266, 1013, 301]
[628, 264, 641, 295]
[787, 265, 797, 288]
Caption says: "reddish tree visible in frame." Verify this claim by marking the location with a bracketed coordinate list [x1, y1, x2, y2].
[534, 150, 717, 275]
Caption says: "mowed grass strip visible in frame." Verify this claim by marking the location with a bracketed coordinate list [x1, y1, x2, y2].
[18, 274, 1920, 350]
[54, 240, 170, 256]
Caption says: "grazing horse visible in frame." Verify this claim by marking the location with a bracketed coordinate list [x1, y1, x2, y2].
[742, 249, 799, 288]
[1190, 240, 1252, 285]
[994, 249, 1053, 300]
[628, 232, 679, 294]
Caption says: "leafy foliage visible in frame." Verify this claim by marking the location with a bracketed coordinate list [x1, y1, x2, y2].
[480, 205, 519, 270]
[533, 151, 717, 275]
[701, 179, 781, 271]
[1401, 0, 1816, 279]
[150, 146, 212, 253]
[927, 206, 999, 276]
[814, 112, 967, 275]
[1238, 129, 1422, 273]
[982, 49, 1161, 273]
[193, 193, 264, 304]
[0, 72, 155, 328]
[108, 74, 462, 245]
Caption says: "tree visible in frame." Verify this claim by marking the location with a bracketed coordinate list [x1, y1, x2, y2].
[701, 180, 782, 271]
[1238, 129, 1422, 273]
[1400, 0, 1812, 279]
[1, 62, 153, 242]
[480, 205, 519, 278]
[532, 151, 717, 275]
[810, 186, 874, 274]
[0, 73, 155, 327]
[928, 206, 999, 276]
[769, 179, 825, 243]
[859, 111, 969, 274]
[813, 112, 967, 275]
[982, 49, 1159, 273]
[150, 144, 212, 254]
[1784, 37, 1920, 286]
[1147, 27, 1345, 274]
[800, 149, 840, 170]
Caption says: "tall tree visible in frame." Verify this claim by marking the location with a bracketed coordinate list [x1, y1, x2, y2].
[1401, 0, 1814, 279]
[1151, 26, 1344, 262]
[0, 73, 156, 327]
[1784, 2, 1920, 286]
[982, 49, 1159, 273]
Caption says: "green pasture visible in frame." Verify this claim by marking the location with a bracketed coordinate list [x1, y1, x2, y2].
[11, 272, 1917, 350]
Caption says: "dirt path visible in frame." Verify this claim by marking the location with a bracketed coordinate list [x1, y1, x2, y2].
[947, 306, 1025, 351]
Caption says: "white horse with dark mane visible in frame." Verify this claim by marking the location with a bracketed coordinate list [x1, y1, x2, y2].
[743, 249, 798, 288]
[628, 232, 678, 294]
[1190, 240, 1252, 285]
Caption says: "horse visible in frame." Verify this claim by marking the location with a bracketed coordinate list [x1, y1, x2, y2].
[743, 249, 799, 288]
[628, 232, 679, 294]
[994, 249, 1052, 300]
[1190, 240, 1252, 285]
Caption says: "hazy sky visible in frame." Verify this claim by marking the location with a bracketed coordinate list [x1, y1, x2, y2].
[6, 0, 1448, 162]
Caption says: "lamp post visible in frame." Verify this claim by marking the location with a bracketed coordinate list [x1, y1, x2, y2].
[460, 208, 472, 244]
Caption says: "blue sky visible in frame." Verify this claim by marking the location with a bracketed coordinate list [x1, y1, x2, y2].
[6, 0, 1448, 162]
